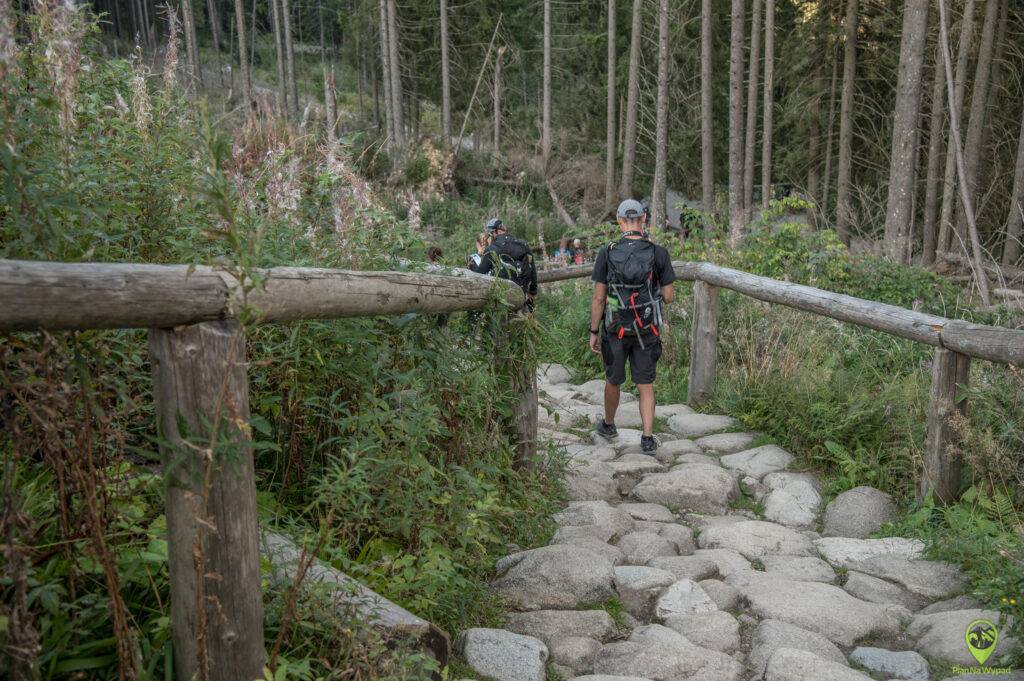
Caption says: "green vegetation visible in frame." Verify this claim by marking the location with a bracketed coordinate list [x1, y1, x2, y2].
[1, 22, 563, 680]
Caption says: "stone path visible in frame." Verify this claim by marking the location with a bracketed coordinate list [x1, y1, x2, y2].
[452, 364, 1020, 681]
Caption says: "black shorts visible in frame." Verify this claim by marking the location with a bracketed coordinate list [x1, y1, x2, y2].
[601, 331, 663, 386]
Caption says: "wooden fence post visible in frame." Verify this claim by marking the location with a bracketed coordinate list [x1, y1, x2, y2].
[688, 280, 720, 406]
[919, 346, 970, 503]
[495, 314, 538, 468]
[149, 319, 265, 681]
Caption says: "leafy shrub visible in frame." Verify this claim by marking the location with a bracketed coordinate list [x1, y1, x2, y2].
[403, 151, 432, 186]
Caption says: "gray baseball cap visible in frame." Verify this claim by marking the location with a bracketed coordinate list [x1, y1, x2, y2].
[617, 199, 646, 219]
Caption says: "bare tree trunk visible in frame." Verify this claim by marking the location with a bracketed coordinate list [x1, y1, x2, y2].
[619, 0, 643, 199]
[324, 67, 337, 142]
[542, 0, 552, 168]
[743, 0, 763, 219]
[761, 0, 775, 210]
[727, 0, 746, 245]
[281, 0, 298, 116]
[882, 0, 929, 263]
[207, 0, 222, 53]
[835, 0, 858, 244]
[922, 39, 947, 265]
[651, 0, 669, 231]
[937, 0, 991, 306]
[1003, 108, 1024, 266]
[270, 0, 287, 112]
[440, 0, 451, 145]
[233, 0, 252, 108]
[701, 0, 714, 219]
[605, 0, 617, 214]
[493, 46, 505, 151]
[977, 0, 1008, 183]
[937, 0, 975, 253]
[387, 0, 404, 145]
[822, 53, 839, 212]
[180, 0, 203, 88]
[378, 0, 394, 143]
[955, 0, 1000, 246]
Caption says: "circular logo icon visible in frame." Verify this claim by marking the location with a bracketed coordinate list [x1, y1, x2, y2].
[965, 619, 999, 666]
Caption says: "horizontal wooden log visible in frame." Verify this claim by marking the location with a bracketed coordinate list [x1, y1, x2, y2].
[532, 259, 1024, 366]
[0, 259, 525, 332]
[674, 261, 948, 345]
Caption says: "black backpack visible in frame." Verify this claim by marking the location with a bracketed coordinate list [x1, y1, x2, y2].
[604, 235, 663, 339]
[488, 235, 535, 294]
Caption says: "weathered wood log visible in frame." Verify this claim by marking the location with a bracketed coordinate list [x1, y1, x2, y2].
[941, 320, 1024, 365]
[920, 347, 970, 503]
[493, 314, 539, 468]
[936, 250, 1024, 282]
[688, 281, 719, 406]
[261, 532, 449, 674]
[149, 320, 264, 681]
[0, 260, 525, 331]
[546, 179, 577, 228]
[537, 263, 594, 284]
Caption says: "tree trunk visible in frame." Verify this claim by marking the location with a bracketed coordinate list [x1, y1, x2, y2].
[180, 0, 203, 88]
[378, 0, 394, 143]
[835, 0, 858, 244]
[325, 67, 337, 143]
[270, 0, 287, 113]
[440, 0, 451, 145]
[937, 0, 975, 254]
[882, 0, 929, 263]
[605, 0, 617, 214]
[281, 0, 298, 116]
[387, 0, 404, 145]
[493, 46, 505, 151]
[618, 92, 625, 157]
[1002, 108, 1024, 266]
[727, 0, 746, 245]
[619, 0, 643, 199]
[937, 0, 991, 306]
[743, 0, 763, 220]
[922, 38, 948, 265]
[701, 0, 714, 219]
[977, 0, 1008, 187]
[542, 0, 552, 169]
[233, 0, 252, 108]
[206, 0, 222, 53]
[821, 53, 839, 212]
[650, 0, 669, 231]
[761, 0, 775, 210]
[955, 0, 1000, 247]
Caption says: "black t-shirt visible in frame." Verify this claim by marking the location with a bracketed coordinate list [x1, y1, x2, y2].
[591, 237, 677, 288]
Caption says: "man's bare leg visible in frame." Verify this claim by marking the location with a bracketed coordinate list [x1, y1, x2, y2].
[604, 381, 621, 425]
[637, 383, 655, 436]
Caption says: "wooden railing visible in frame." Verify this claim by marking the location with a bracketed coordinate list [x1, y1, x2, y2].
[539, 260, 1024, 503]
[0, 258, 531, 681]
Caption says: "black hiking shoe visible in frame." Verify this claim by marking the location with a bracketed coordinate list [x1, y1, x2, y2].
[640, 435, 658, 454]
[596, 418, 618, 440]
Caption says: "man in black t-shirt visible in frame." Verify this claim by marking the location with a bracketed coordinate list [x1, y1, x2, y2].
[589, 199, 676, 453]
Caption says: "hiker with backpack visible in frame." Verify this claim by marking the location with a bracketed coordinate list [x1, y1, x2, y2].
[471, 218, 538, 311]
[588, 199, 676, 454]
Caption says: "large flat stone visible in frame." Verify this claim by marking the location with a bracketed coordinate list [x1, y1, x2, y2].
[663, 610, 740, 652]
[843, 570, 928, 611]
[654, 579, 718, 619]
[555, 500, 635, 540]
[727, 573, 909, 646]
[455, 628, 548, 681]
[493, 545, 615, 610]
[849, 647, 929, 681]
[614, 565, 677, 619]
[618, 502, 676, 523]
[538, 363, 573, 385]
[666, 413, 739, 438]
[697, 520, 815, 560]
[907, 608, 1018, 666]
[695, 432, 758, 455]
[720, 445, 794, 480]
[844, 554, 967, 599]
[617, 531, 677, 565]
[691, 548, 753, 578]
[813, 536, 925, 567]
[591, 625, 744, 681]
[504, 609, 618, 646]
[748, 619, 847, 677]
[822, 486, 897, 538]
[763, 479, 821, 528]
[631, 464, 740, 514]
[762, 555, 835, 583]
[765, 647, 872, 681]
[648, 555, 719, 581]
[550, 636, 602, 676]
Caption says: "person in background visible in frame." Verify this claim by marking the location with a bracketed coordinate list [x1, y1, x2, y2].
[468, 233, 492, 268]
[471, 218, 538, 311]
[572, 238, 585, 265]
